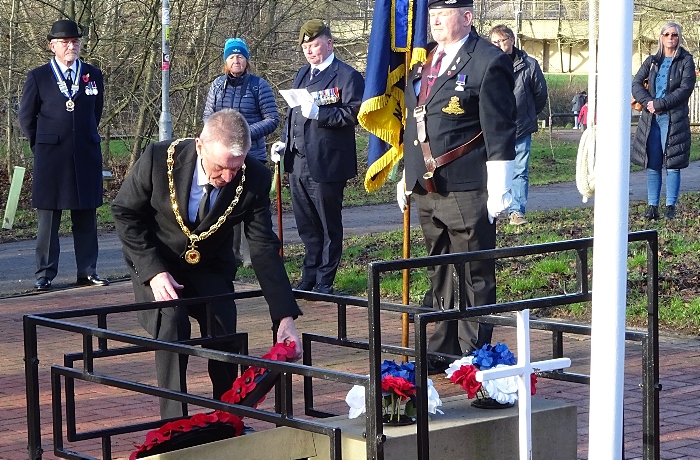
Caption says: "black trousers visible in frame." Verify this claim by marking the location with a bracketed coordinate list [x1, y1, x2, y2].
[135, 271, 240, 419]
[415, 188, 495, 356]
[35, 208, 99, 279]
[289, 155, 346, 286]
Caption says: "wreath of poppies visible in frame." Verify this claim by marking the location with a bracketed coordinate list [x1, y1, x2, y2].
[130, 342, 297, 459]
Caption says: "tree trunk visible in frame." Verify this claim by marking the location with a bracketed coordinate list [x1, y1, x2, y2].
[130, 47, 157, 168]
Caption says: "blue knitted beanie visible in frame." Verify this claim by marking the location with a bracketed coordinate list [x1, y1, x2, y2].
[224, 38, 249, 61]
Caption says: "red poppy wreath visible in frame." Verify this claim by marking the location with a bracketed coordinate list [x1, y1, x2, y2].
[130, 341, 297, 459]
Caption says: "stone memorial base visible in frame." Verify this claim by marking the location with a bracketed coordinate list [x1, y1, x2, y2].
[139, 396, 576, 460]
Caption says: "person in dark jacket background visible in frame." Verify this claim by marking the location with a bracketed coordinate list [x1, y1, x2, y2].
[489, 25, 548, 226]
[571, 90, 586, 129]
[18, 19, 109, 291]
[203, 38, 279, 266]
[632, 22, 696, 220]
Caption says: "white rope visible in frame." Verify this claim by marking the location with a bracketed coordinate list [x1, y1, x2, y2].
[575, 126, 596, 202]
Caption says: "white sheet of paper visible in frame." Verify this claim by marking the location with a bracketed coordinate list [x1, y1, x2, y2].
[280, 89, 314, 108]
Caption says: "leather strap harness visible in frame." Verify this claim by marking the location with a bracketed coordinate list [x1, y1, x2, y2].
[413, 48, 484, 192]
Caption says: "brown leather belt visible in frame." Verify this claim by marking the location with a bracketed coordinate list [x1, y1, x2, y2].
[418, 128, 484, 193]
[422, 131, 484, 173]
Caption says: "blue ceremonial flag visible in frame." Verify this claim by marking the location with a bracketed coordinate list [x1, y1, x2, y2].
[359, 0, 427, 192]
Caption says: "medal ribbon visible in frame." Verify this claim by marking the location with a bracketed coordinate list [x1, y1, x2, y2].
[49, 58, 82, 99]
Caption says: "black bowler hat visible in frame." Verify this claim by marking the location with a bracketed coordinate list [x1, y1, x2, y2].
[428, 0, 473, 8]
[47, 20, 83, 41]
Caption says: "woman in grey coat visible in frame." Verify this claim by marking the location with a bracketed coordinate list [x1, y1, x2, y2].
[203, 38, 279, 266]
[631, 22, 696, 220]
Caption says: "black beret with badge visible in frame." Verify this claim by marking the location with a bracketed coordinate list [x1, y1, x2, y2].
[47, 19, 83, 40]
[427, 0, 473, 8]
[298, 19, 331, 45]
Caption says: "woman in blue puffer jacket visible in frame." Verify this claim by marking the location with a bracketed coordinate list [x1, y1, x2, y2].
[203, 38, 279, 266]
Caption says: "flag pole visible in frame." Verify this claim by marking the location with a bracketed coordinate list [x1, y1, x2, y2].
[401, 51, 412, 360]
[401, 201, 411, 358]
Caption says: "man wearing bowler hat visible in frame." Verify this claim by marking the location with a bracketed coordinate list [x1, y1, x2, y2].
[271, 19, 364, 295]
[19, 19, 109, 291]
[396, 0, 516, 372]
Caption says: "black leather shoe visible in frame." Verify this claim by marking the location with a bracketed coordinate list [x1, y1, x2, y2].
[664, 205, 676, 220]
[312, 283, 334, 294]
[427, 360, 449, 375]
[76, 275, 110, 287]
[295, 280, 315, 291]
[643, 205, 659, 220]
[34, 277, 51, 291]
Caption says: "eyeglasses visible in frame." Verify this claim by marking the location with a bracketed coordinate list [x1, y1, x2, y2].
[491, 37, 512, 45]
[662, 32, 679, 38]
[53, 39, 81, 47]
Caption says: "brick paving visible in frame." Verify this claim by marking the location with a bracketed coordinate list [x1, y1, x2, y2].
[1, 281, 700, 459]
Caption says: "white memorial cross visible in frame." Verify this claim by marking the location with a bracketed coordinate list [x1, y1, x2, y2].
[476, 309, 571, 460]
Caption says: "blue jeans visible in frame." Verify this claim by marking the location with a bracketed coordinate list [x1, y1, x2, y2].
[646, 114, 680, 206]
[509, 135, 531, 215]
[646, 168, 680, 206]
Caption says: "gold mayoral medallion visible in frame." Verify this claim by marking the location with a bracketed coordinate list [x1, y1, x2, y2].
[65, 99, 75, 112]
[166, 138, 246, 265]
[185, 244, 201, 264]
[442, 96, 465, 115]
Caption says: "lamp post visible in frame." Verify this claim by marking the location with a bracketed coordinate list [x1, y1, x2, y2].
[159, 0, 172, 141]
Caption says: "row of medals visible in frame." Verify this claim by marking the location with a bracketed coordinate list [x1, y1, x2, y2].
[65, 82, 98, 112]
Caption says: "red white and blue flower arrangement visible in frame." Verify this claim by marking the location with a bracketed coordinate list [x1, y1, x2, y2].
[446, 343, 536, 408]
[345, 360, 442, 424]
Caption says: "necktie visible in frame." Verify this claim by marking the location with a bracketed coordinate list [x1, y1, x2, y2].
[197, 184, 214, 224]
[65, 69, 73, 95]
[310, 67, 320, 81]
[425, 50, 446, 98]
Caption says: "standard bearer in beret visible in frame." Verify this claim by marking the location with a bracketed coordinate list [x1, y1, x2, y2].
[271, 19, 365, 295]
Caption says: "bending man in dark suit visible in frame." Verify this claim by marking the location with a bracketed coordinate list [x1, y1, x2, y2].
[397, 0, 516, 373]
[112, 109, 303, 418]
[18, 19, 109, 291]
[271, 19, 365, 295]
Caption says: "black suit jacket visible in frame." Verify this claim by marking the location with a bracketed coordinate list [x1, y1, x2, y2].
[404, 34, 516, 193]
[18, 60, 104, 210]
[282, 57, 365, 182]
[111, 139, 302, 335]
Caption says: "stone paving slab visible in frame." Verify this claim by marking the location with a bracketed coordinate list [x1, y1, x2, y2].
[1, 281, 700, 459]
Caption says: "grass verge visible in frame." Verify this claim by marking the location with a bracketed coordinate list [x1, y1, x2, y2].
[237, 192, 700, 336]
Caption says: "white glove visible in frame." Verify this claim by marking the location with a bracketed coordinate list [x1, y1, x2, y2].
[300, 99, 319, 120]
[396, 172, 411, 211]
[486, 160, 515, 224]
[270, 141, 285, 163]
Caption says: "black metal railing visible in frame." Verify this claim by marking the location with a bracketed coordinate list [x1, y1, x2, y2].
[301, 230, 659, 460]
[24, 292, 366, 460]
[24, 231, 659, 460]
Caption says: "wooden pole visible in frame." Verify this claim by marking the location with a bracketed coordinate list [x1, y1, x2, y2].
[401, 201, 411, 360]
[275, 161, 284, 258]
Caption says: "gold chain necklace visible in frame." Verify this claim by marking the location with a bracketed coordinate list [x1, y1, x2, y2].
[167, 138, 246, 264]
